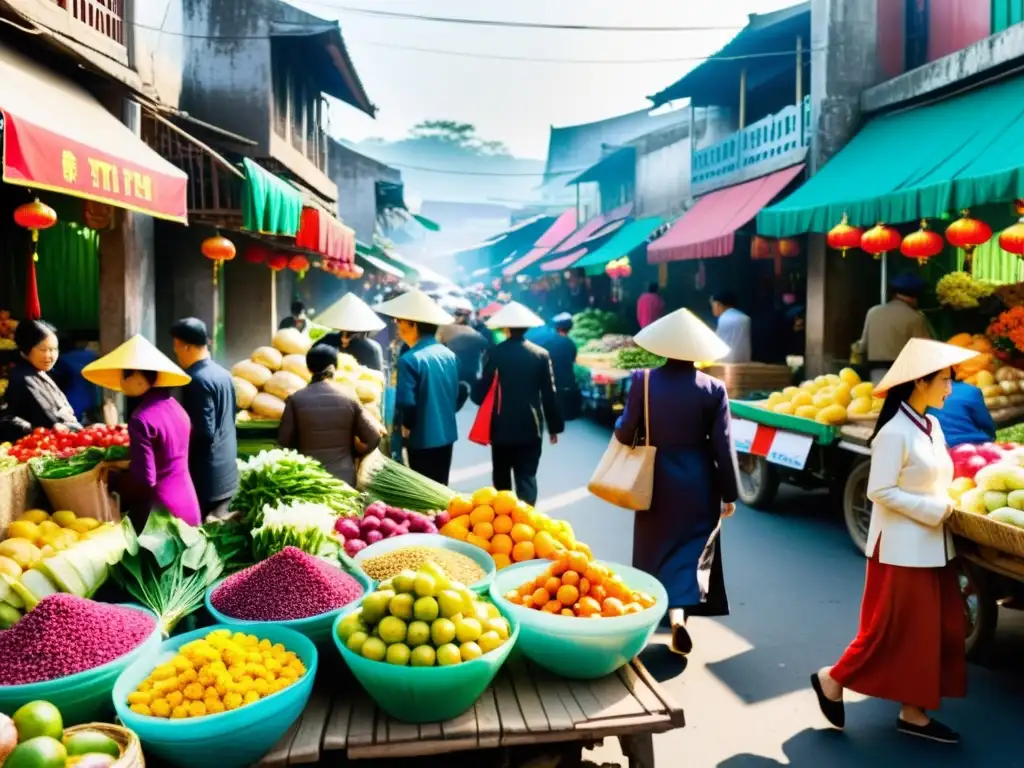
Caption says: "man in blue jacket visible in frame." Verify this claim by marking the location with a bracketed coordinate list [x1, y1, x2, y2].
[929, 379, 996, 447]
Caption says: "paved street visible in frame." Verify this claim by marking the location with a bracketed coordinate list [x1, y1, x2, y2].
[450, 408, 1024, 767]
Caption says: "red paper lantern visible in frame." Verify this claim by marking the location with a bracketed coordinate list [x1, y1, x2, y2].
[999, 220, 1024, 256]
[267, 253, 289, 272]
[288, 254, 310, 275]
[900, 221, 944, 265]
[201, 234, 235, 287]
[860, 223, 901, 260]
[751, 236, 773, 259]
[945, 212, 992, 268]
[777, 238, 801, 258]
[826, 214, 863, 257]
[244, 244, 270, 264]
[14, 198, 58, 260]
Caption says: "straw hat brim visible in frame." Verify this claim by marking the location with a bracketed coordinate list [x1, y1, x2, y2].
[633, 308, 731, 362]
[374, 288, 454, 326]
[315, 294, 386, 333]
[485, 301, 545, 329]
[873, 338, 980, 396]
[82, 335, 191, 392]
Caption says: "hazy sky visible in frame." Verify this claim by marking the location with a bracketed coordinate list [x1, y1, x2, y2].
[293, 0, 798, 159]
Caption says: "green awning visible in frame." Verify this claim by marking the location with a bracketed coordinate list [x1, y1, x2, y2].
[413, 214, 441, 232]
[574, 216, 666, 268]
[355, 241, 409, 279]
[241, 158, 302, 236]
[757, 74, 1024, 237]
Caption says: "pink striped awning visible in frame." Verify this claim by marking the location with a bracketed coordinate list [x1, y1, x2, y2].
[647, 165, 804, 264]
[541, 203, 633, 272]
[502, 209, 579, 277]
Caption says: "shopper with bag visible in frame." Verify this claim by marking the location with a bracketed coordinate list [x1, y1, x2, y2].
[471, 302, 563, 506]
[609, 308, 737, 656]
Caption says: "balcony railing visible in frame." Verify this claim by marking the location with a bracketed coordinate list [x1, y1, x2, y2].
[56, 0, 125, 45]
[692, 95, 811, 191]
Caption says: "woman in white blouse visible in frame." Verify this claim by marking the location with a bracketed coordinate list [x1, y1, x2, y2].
[810, 338, 979, 744]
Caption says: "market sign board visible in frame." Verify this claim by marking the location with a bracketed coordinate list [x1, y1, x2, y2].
[731, 418, 814, 471]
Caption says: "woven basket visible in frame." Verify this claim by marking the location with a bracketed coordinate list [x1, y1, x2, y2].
[63, 723, 144, 768]
[949, 510, 1024, 559]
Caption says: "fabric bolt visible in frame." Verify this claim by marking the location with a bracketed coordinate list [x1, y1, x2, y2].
[395, 336, 461, 450]
[407, 443, 454, 485]
[615, 361, 738, 613]
[180, 359, 238, 509]
[928, 381, 996, 447]
[715, 308, 753, 363]
[491, 440, 543, 505]
[241, 159, 302, 236]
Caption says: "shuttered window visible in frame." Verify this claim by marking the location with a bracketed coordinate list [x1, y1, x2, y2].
[993, 0, 1024, 33]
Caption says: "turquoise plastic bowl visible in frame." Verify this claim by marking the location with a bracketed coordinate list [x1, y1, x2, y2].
[488, 560, 667, 680]
[113, 623, 317, 768]
[204, 565, 372, 646]
[353, 533, 496, 594]
[0, 605, 161, 725]
[331, 599, 518, 723]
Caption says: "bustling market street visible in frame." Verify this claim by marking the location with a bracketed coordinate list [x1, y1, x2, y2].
[445, 408, 1024, 767]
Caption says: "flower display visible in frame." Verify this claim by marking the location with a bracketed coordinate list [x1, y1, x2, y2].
[987, 306, 1024, 355]
[936, 271, 994, 309]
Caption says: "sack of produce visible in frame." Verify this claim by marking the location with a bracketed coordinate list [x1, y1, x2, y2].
[251, 392, 286, 420]
[231, 359, 273, 389]
[232, 376, 258, 409]
[272, 328, 311, 356]
[281, 354, 312, 383]
[251, 346, 283, 371]
[35, 459, 120, 523]
[264, 370, 306, 401]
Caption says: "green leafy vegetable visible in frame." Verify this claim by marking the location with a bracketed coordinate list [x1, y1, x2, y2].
[358, 451, 454, 512]
[250, 501, 339, 561]
[997, 424, 1024, 443]
[201, 520, 254, 574]
[29, 447, 107, 479]
[615, 347, 666, 370]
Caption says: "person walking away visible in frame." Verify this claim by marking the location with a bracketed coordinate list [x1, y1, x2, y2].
[315, 293, 386, 372]
[614, 308, 737, 656]
[50, 333, 100, 424]
[856, 272, 932, 385]
[540, 313, 580, 421]
[928, 377, 995, 447]
[710, 292, 752, 363]
[1, 320, 81, 440]
[278, 301, 309, 333]
[473, 302, 564, 506]
[811, 338, 978, 744]
[81, 335, 200, 526]
[438, 298, 490, 389]
[375, 289, 468, 484]
[636, 283, 665, 330]
[170, 318, 238, 522]
[278, 344, 382, 485]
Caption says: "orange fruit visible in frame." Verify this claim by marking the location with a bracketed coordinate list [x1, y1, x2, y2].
[493, 515, 513, 534]
[602, 597, 626, 617]
[522, 595, 535, 609]
[472, 521, 495, 540]
[556, 531, 576, 550]
[590, 585, 607, 603]
[533, 531, 558, 558]
[584, 563, 609, 584]
[493, 490, 518, 516]
[510, 523, 535, 543]
[467, 533, 491, 552]
[532, 588, 550, 607]
[556, 584, 579, 606]
[510, 503, 532, 525]
[541, 601, 562, 614]
[636, 592, 657, 609]
[575, 543, 593, 559]
[577, 597, 601, 617]
[512, 540, 535, 562]
[440, 521, 469, 541]
[503, 590, 522, 604]
[560, 608, 575, 617]
[492, 553, 512, 569]
[605, 576, 629, 601]
[579, 577, 591, 595]
[623, 602, 643, 614]
[449, 495, 474, 517]
[472, 487, 498, 507]
[490, 533, 513, 556]
[562, 570, 580, 587]
[543, 576, 561, 595]
[567, 551, 590, 574]
[517, 582, 534, 598]
[470, 505, 496, 525]
[549, 554, 570, 576]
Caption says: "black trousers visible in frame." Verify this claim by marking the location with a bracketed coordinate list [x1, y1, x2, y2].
[407, 444, 454, 486]
[491, 440, 543, 505]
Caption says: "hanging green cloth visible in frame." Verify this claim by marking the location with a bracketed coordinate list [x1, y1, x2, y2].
[36, 222, 100, 331]
[241, 158, 302, 236]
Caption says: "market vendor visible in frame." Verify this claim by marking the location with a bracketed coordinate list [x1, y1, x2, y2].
[0, 320, 81, 440]
[278, 300, 309, 333]
[539, 312, 580, 421]
[928, 379, 996, 447]
[315, 293, 386, 372]
[857, 272, 932, 385]
[81, 335, 201, 527]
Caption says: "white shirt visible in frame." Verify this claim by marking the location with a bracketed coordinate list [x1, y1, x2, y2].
[715, 308, 752, 363]
[866, 406, 955, 568]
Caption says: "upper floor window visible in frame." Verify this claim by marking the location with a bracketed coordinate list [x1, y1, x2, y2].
[271, 49, 328, 170]
[905, 0, 929, 71]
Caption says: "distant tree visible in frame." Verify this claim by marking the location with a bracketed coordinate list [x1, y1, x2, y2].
[406, 120, 509, 156]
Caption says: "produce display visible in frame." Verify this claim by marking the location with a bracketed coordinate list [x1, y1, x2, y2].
[210, 547, 364, 622]
[126, 628, 308, 718]
[614, 347, 666, 370]
[950, 444, 1024, 530]
[232, 449, 362, 523]
[0, 443, 17, 472]
[0, 595, 155, 685]
[6, 425, 129, 464]
[503, 552, 657, 617]
[579, 334, 634, 355]
[0, 700, 128, 768]
[757, 368, 879, 425]
[336, 561, 511, 667]
[358, 452, 456, 513]
[334, 501, 438, 557]
[568, 309, 626, 347]
[250, 501, 341, 561]
[0, 310, 16, 352]
[359, 546, 484, 585]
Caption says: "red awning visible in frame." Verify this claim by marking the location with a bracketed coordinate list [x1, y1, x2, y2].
[541, 203, 633, 272]
[0, 41, 188, 222]
[647, 165, 804, 263]
[295, 207, 356, 264]
[502, 209, 578, 277]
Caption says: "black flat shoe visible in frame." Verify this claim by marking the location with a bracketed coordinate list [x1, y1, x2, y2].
[897, 718, 960, 744]
[670, 624, 692, 656]
[810, 673, 845, 729]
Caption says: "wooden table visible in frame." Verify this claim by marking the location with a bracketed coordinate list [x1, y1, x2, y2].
[257, 656, 684, 767]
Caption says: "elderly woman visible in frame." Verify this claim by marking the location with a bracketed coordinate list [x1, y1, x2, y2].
[812, 339, 978, 745]
[613, 308, 737, 656]
[278, 343, 382, 486]
[2, 319, 81, 436]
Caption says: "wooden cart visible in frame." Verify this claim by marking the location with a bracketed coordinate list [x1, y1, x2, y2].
[256, 656, 684, 768]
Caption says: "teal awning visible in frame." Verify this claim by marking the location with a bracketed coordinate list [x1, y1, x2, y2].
[757, 74, 1024, 237]
[574, 216, 666, 268]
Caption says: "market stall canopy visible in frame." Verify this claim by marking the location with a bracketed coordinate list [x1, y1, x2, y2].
[241, 159, 302, 236]
[573, 216, 667, 273]
[758, 74, 1024, 236]
[82, 335, 191, 391]
[295, 207, 356, 265]
[315, 293, 386, 333]
[502, 209, 580, 277]
[541, 203, 635, 272]
[0, 41, 188, 222]
[355, 241, 405, 278]
[451, 214, 556, 272]
[648, 165, 804, 263]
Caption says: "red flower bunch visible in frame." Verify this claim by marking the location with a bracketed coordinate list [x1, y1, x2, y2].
[987, 306, 1024, 355]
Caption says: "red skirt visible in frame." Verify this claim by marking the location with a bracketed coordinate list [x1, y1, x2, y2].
[831, 552, 966, 711]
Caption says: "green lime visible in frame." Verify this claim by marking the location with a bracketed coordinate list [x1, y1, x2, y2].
[388, 593, 414, 620]
[421, 562, 451, 591]
[413, 596, 439, 622]
[361, 590, 394, 624]
[346, 631, 369, 654]
[406, 620, 431, 648]
[63, 730, 120, 758]
[13, 701, 63, 742]
[430, 617, 456, 646]
[386, 643, 411, 666]
[378, 616, 408, 644]
[436, 643, 462, 666]
[392, 569, 417, 594]
[437, 590, 463, 619]
[478, 630, 503, 654]
[459, 641, 483, 661]
[4, 736, 67, 768]
[484, 617, 509, 640]
[414, 573, 437, 598]
[454, 617, 482, 644]
[336, 612, 366, 642]
[410, 645, 436, 667]
[361, 637, 387, 662]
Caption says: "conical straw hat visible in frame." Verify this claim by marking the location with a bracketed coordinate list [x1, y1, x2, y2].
[315, 293, 386, 333]
[873, 338, 979, 396]
[82, 335, 191, 392]
[374, 288, 454, 326]
[485, 301, 544, 330]
[633, 308, 731, 362]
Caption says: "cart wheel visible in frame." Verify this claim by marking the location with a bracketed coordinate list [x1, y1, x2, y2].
[958, 559, 998, 661]
[736, 454, 779, 509]
[842, 460, 871, 555]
